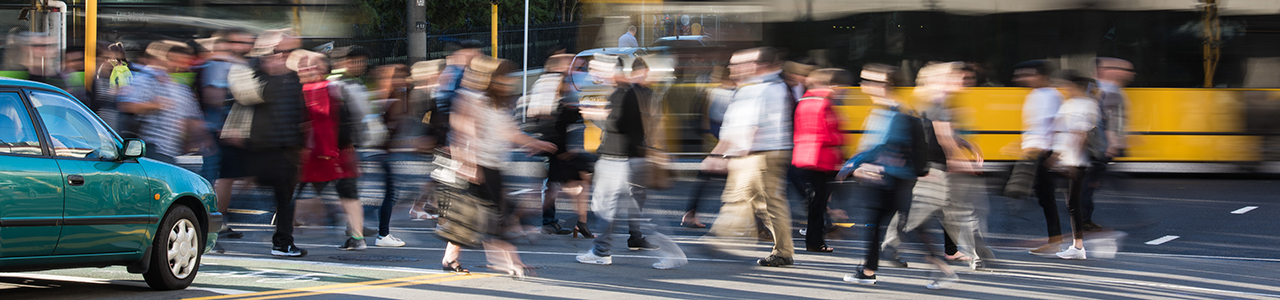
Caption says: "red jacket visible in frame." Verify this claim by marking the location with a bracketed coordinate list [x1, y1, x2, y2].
[792, 89, 844, 171]
[301, 81, 358, 183]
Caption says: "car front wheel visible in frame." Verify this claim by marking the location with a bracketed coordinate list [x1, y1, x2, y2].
[143, 205, 204, 290]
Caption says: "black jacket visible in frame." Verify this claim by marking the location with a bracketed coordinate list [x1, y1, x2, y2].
[596, 84, 648, 158]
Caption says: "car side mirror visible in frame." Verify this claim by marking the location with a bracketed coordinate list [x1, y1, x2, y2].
[123, 138, 146, 159]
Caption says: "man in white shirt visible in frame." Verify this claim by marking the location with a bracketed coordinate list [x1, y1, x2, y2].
[1012, 60, 1066, 256]
[618, 26, 639, 48]
[702, 47, 795, 267]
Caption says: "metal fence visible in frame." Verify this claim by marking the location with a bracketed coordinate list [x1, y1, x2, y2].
[329, 21, 594, 68]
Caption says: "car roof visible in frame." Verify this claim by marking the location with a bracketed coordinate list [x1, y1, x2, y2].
[0, 77, 66, 92]
[656, 35, 709, 41]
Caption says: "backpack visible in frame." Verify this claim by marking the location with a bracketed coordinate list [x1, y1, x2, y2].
[902, 112, 931, 177]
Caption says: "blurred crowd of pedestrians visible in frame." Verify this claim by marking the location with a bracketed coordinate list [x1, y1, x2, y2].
[3, 26, 1135, 289]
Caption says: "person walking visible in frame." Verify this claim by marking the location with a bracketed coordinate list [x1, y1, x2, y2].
[238, 30, 310, 257]
[196, 29, 256, 240]
[1012, 60, 1067, 256]
[841, 64, 958, 289]
[878, 62, 995, 270]
[441, 56, 556, 277]
[792, 68, 852, 253]
[118, 40, 207, 164]
[368, 63, 412, 247]
[407, 59, 444, 221]
[292, 52, 367, 251]
[702, 47, 795, 267]
[1049, 70, 1104, 260]
[529, 53, 594, 237]
[683, 66, 734, 228]
[618, 26, 639, 48]
[575, 56, 687, 269]
[1079, 57, 1134, 230]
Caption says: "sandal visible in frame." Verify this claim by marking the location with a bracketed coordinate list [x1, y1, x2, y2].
[681, 212, 707, 228]
[410, 209, 438, 221]
[944, 253, 972, 262]
[442, 261, 469, 274]
[807, 245, 835, 253]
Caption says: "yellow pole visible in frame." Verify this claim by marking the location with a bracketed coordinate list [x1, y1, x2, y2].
[1203, 0, 1219, 88]
[491, 1, 498, 57]
[85, 0, 96, 87]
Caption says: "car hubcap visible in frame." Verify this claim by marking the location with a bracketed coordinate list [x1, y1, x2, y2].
[167, 219, 199, 279]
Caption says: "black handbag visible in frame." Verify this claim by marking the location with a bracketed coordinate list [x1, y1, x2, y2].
[434, 184, 495, 249]
[1003, 159, 1039, 199]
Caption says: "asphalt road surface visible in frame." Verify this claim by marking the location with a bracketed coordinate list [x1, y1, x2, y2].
[4, 153, 1278, 299]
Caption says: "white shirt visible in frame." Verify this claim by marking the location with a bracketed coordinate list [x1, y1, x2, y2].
[1021, 87, 1063, 151]
[1052, 97, 1100, 167]
[719, 71, 792, 155]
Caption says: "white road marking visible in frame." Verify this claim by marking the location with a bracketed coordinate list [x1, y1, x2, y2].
[1231, 206, 1258, 214]
[798, 261, 1280, 299]
[508, 188, 534, 195]
[1145, 235, 1180, 245]
[210, 239, 1280, 298]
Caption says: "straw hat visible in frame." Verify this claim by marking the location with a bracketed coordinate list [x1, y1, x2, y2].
[144, 40, 189, 61]
[247, 28, 295, 57]
[285, 49, 324, 72]
[783, 61, 816, 77]
[461, 55, 501, 91]
[410, 59, 444, 83]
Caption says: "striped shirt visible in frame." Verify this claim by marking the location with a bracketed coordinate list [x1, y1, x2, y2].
[119, 65, 201, 158]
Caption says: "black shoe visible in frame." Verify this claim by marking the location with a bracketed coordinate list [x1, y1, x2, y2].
[271, 245, 308, 257]
[628, 238, 659, 251]
[1082, 222, 1106, 232]
[542, 223, 572, 235]
[806, 244, 835, 253]
[573, 221, 594, 239]
[844, 266, 876, 285]
[338, 237, 366, 251]
[757, 255, 794, 267]
[880, 259, 908, 268]
[218, 227, 244, 239]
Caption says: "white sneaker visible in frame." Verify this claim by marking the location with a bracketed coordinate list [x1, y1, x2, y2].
[926, 271, 960, 290]
[1056, 246, 1087, 260]
[376, 234, 406, 247]
[653, 258, 687, 269]
[576, 252, 612, 265]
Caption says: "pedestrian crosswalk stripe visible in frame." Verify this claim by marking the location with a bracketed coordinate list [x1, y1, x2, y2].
[1145, 235, 1180, 245]
[1230, 206, 1258, 214]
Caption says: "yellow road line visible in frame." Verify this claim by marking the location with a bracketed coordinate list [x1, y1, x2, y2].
[183, 273, 456, 300]
[239, 273, 499, 300]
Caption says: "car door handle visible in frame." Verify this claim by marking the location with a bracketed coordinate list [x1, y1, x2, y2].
[68, 175, 85, 186]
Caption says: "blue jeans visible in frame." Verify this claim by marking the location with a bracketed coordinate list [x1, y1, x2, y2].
[199, 133, 222, 183]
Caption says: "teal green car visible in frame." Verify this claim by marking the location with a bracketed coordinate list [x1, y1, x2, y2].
[0, 78, 220, 290]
